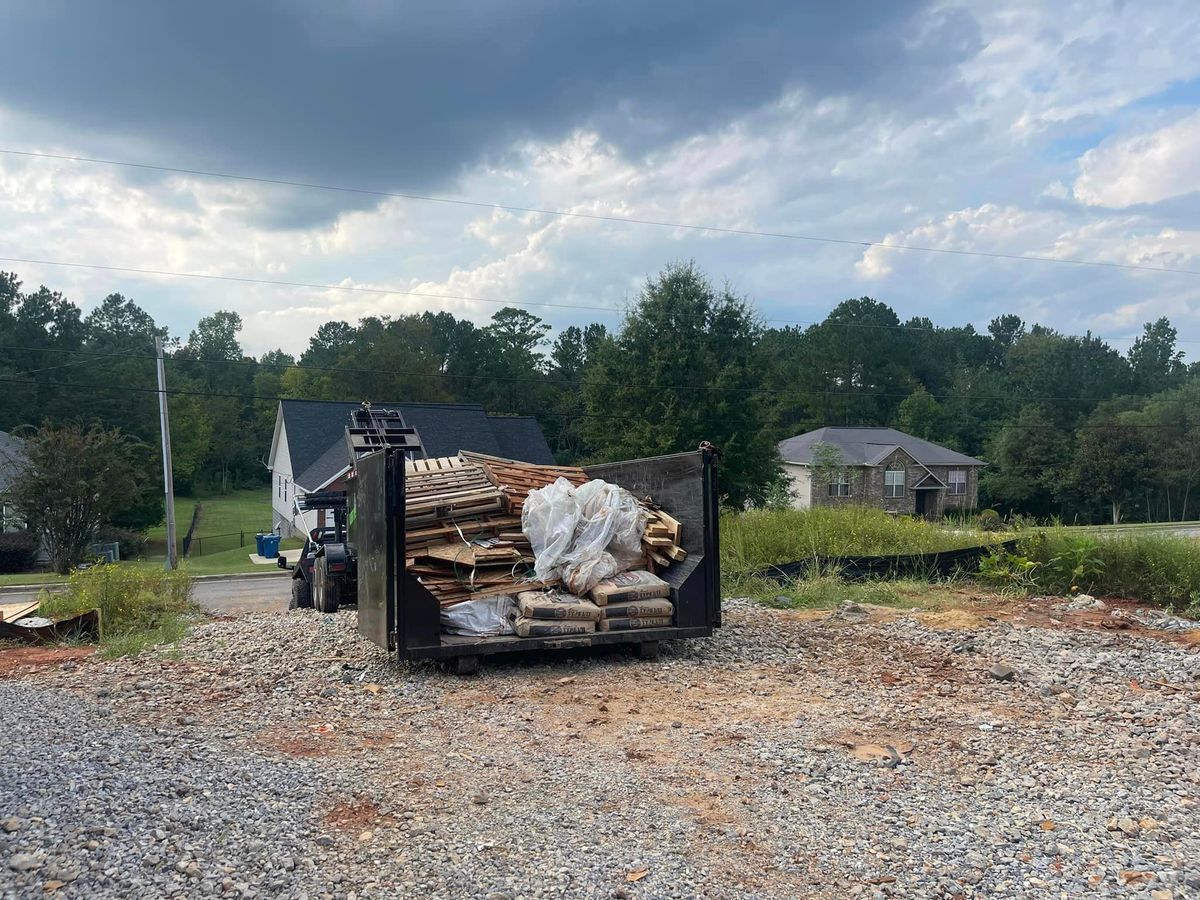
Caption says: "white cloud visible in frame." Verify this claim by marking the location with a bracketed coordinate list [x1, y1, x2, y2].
[3, 2, 1200, 362]
[1073, 111, 1200, 207]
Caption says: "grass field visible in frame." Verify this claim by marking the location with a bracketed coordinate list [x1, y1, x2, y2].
[146, 488, 276, 541]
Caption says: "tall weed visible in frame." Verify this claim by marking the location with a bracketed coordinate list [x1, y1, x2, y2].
[1010, 528, 1200, 606]
[721, 505, 997, 575]
[38, 565, 194, 654]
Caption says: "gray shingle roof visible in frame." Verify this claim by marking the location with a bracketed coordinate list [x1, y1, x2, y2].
[279, 400, 555, 490]
[777, 427, 985, 468]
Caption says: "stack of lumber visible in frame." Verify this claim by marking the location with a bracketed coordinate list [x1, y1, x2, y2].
[640, 508, 687, 572]
[404, 456, 504, 525]
[460, 452, 588, 514]
[409, 533, 555, 606]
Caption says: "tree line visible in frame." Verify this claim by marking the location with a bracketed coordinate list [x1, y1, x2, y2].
[1, 263, 1196, 526]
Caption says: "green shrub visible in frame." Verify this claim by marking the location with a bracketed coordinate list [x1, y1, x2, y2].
[38, 565, 193, 649]
[977, 509, 1004, 532]
[0, 532, 38, 574]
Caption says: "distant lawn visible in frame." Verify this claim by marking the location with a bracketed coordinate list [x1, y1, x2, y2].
[147, 487, 275, 541]
[169, 540, 302, 576]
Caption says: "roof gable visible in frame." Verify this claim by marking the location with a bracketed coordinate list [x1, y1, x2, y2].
[778, 427, 985, 468]
[275, 400, 555, 489]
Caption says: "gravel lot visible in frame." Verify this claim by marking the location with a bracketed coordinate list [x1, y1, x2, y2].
[1, 596, 1198, 899]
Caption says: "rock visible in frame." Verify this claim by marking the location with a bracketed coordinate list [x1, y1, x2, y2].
[988, 664, 1016, 682]
[315, 836, 335, 848]
[1, 816, 23, 833]
[43, 880, 65, 892]
[1118, 818, 1140, 837]
[9, 853, 43, 872]
[472, 793, 488, 805]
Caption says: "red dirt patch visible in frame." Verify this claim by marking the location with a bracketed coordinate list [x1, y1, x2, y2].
[0, 645, 95, 677]
[324, 797, 396, 831]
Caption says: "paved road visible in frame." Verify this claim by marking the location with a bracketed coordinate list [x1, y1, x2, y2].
[0, 574, 292, 616]
[193, 575, 292, 615]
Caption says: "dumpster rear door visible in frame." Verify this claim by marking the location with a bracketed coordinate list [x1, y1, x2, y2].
[353, 449, 401, 650]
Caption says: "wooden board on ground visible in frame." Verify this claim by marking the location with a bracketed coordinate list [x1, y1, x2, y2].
[0, 601, 40, 623]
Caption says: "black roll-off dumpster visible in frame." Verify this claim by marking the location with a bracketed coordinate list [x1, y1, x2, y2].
[350, 447, 721, 666]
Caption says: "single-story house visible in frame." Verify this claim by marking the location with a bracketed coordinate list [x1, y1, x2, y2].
[267, 400, 555, 537]
[777, 426, 985, 518]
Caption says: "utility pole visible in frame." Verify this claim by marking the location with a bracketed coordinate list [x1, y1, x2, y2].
[155, 337, 178, 570]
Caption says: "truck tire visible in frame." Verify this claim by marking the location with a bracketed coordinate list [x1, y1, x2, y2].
[290, 577, 312, 610]
[633, 640, 660, 661]
[315, 573, 341, 614]
[448, 655, 480, 676]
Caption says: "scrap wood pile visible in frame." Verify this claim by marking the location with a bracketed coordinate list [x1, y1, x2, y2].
[459, 452, 589, 514]
[403, 454, 687, 626]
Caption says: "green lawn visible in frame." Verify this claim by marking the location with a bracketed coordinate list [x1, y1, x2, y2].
[147, 488, 276, 540]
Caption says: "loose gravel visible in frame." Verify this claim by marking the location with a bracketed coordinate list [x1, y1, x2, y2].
[1, 596, 1198, 899]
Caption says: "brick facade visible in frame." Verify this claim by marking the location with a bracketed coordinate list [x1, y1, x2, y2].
[803, 447, 980, 518]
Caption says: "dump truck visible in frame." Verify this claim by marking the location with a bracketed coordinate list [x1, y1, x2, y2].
[296, 405, 721, 673]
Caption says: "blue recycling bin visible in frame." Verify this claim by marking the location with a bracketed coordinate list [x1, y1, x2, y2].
[255, 533, 267, 556]
[261, 534, 281, 559]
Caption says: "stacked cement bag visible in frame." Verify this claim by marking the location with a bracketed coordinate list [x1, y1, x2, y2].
[511, 589, 604, 637]
[589, 571, 674, 632]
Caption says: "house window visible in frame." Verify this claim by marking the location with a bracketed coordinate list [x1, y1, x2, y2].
[884, 469, 905, 498]
[283, 478, 288, 503]
[948, 469, 967, 495]
[828, 473, 850, 497]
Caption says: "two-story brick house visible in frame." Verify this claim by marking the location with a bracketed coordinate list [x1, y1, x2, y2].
[778, 427, 985, 518]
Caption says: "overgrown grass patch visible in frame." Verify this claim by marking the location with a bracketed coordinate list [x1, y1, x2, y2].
[978, 528, 1200, 610]
[38, 565, 195, 657]
[721, 505, 997, 576]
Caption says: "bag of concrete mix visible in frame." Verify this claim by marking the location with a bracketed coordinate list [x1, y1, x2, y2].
[511, 616, 596, 638]
[590, 570, 670, 606]
[601, 598, 674, 619]
[516, 590, 603, 622]
[599, 616, 672, 632]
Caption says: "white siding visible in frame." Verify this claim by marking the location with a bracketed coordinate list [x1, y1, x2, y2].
[783, 464, 811, 509]
[268, 414, 305, 537]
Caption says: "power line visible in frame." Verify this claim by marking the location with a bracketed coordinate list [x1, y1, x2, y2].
[0, 255, 628, 318]
[1, 374, 1180, 429]
[5, 147, 1200, 279]
[0, 255, 1179, 345]
[0, 375, 644, 423]
[0, 342, 1176, 405]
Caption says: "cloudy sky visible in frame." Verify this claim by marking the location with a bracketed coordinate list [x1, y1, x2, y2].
[1, 0, 1199, 358]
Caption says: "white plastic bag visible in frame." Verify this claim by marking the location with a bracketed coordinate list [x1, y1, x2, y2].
[439, 595, 517, 637]
[522, 477, 647, 596]
[522, 477, 582, 583]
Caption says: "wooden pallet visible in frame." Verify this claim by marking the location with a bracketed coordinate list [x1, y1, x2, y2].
[403, 456, 505, 525]
[459, 452, 589, 514]
[404, 513, 522, 552]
